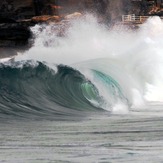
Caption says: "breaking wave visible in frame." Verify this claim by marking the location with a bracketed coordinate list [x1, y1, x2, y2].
[1, 15, 163, 119]
[0, 60, 129, 119]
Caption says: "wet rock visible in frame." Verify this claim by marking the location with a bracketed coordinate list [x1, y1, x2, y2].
[0, 22, 31, 48]
[64, 12, 82, 20]
[0, 17, 16, 23]
[31, 15, 61, 23]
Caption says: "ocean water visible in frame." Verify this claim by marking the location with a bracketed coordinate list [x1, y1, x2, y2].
[1, 15, 163, 162]
[1, 111, 163, 163]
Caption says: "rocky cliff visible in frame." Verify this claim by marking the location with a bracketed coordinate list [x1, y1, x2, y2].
[1, 0, 162, 23]
[0, 0, 162, 53]
[0, 0, 132, 21]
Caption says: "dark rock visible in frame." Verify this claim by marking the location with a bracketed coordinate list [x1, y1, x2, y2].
[0, 0, 162, 54]
[0, 22, 32, 48]
[0, 23, 30, 40]
[0, 17, 16, 23]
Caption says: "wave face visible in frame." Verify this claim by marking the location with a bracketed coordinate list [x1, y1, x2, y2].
[2, 15, 163, 118]
[0, 61, 118, 119]
[0, 60, 129, 119]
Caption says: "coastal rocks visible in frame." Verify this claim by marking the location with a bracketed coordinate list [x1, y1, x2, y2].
[0, 10, 83, 49]
[0, 23, 30, 40]
[31, 12, 82, 24]
[0, 0, 35, 20]
[1, 0, 163, 52]
[0, 21, 31, 48]
[64, 12, 82, 20]
[31, 15, 60, 23]
[149, 6, 163, 16]
[0, 0, 34, 49]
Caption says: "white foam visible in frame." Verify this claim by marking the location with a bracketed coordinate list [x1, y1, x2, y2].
[14, 15, 163, 112]
[0, 57, 12, 63]
[112, 102, 129, 114]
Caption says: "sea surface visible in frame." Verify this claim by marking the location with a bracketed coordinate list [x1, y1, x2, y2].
[1, 15, 163, 162]
[0, 108, 163, 163]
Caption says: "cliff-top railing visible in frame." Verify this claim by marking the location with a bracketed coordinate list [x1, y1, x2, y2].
[122, 14, 163, 24]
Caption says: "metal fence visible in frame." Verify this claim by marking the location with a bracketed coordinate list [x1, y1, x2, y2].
[122, 14, 163, 23]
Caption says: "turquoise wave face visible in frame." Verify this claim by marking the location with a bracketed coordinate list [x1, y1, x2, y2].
[92, 70, 128, 107]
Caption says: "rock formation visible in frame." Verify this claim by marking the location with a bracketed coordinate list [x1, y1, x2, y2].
[0, 0, 163, 54]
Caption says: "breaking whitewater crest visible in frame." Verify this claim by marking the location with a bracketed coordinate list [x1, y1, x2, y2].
[1, 15, 163, 119]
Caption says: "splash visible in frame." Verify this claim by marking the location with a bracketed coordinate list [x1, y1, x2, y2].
[14, 15, 163, 113]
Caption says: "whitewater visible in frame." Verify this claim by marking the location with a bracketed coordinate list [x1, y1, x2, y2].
[0, 15, 163, 162]
[15, 15, 163, 110]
